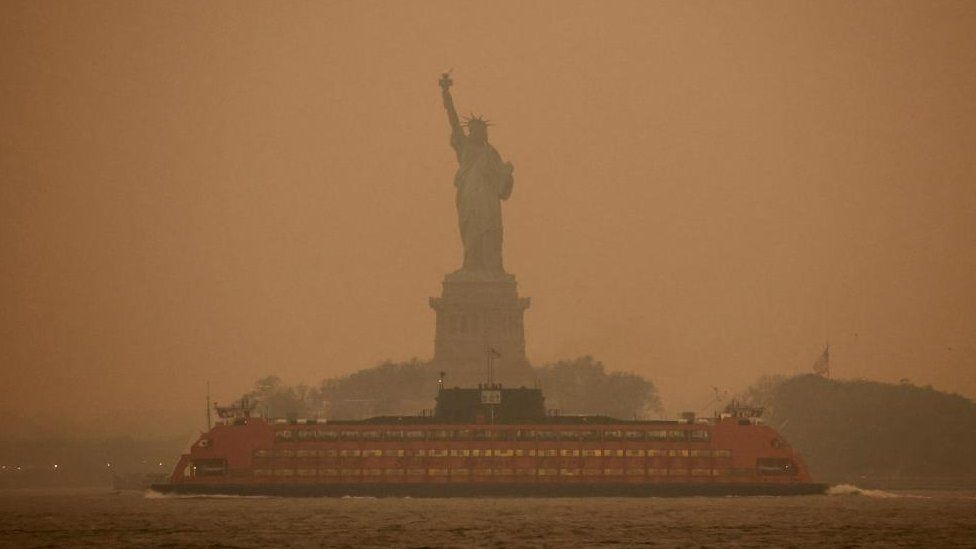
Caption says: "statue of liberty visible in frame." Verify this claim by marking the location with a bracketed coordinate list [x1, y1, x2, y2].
[439, 73, 515, 277]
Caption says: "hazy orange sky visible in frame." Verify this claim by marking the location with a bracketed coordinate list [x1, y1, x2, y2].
[2, 1, 974, 438]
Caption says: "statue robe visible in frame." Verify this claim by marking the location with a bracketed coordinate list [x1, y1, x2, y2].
[451, 130, 513, 274]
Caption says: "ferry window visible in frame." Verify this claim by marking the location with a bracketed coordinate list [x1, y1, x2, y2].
[492, 430, 511, 441]
[296, 449, 315, 458]
[647, 430, 667, 441]
[690, 430, 710, 442]
[579, 430, 598, 441]
[666, 430, 686, 441]
[297, 430, 314, 440]
[430, 430, 452, 440]
[624, 431, 643, 440]
[603, 430, 622, 440]
[559, 431, 579, 441]
[193, 459, 227, 477]
[405, 430, 425, 440]
[516, 430, 536, 440]
[647, 449, 667, 457]
[384, 430, 403, 440]
[454, 429, 472, 440]
[537, 431, 559, 441]
[713, 449, 732, 458]
[361, 430, 382, 440]
[340, 431, 360, 441]
[471, 430, 490, 441]
[253, 449, 272, 458]
[274, 430, 293, 442]
[756, 458, 795, 476]
[316, 430, 338, 441]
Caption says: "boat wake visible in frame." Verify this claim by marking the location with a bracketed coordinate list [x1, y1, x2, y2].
[143, 490, 270, 500]
[826, 484, 928, 499]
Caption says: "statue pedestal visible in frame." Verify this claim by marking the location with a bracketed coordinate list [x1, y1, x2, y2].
[429, 271, 531, 385]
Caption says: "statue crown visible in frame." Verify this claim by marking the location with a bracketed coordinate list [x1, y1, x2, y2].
[463, 114, 492, 129]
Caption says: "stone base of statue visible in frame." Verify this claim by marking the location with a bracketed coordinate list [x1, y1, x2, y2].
[429, 270, 532, 386]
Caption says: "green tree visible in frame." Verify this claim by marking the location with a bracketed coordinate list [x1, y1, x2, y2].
[535, 356, 662, 418]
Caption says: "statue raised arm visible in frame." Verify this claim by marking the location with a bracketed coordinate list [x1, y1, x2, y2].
[439, 72, 466, 162]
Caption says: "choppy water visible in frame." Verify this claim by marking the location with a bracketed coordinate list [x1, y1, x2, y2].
[1, 486, 975, 547]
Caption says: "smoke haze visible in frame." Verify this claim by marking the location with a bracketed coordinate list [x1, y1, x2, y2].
[2, 1, 975, 438]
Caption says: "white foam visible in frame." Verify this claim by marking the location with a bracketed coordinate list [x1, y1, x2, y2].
[826, 484, 930, 499]
[143, 490, 270, 499]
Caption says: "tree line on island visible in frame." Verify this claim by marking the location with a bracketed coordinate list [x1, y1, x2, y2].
[238, 356, 663, 421]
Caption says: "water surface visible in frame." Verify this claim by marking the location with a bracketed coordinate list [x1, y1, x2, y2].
[1, 486, 974, 547]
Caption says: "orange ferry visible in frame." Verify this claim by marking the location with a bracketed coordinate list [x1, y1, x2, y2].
[152, 384, 826, 497]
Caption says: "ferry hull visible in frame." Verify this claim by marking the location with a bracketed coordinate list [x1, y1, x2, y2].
[151, 482, 828, 498]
